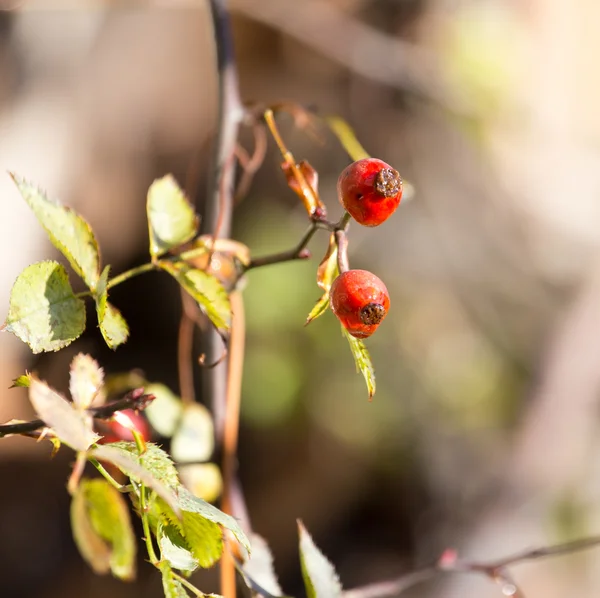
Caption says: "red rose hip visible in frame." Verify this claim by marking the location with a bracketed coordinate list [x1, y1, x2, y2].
[337, 158, 402, 226]
[329, 270, 390, 338]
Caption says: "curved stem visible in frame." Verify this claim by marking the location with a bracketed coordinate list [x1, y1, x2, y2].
[107, 262, 156, 290]
[335, 230, 350, 273]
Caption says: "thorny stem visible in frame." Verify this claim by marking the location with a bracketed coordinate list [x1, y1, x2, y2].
[0, 389, 155, 438]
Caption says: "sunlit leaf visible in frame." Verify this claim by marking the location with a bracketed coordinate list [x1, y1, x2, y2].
[324, 116, 370, 162]
[305, 294, 330, 327]
[11, 174, 101, 290]
[71, 481, 111, 575]
[29, 376, 99, 451]
[159, 525, 198, 573]
[316, 234, 339, 292]
[107, 440, 181, 488]
[176, 485, 250, 554]
[159, 561, 190, 598]
[90, 444, 180, 517]
[178, 463, 222, 504]
[147, 175, 198, 258]
[342, 327, 376, 401]
[159, 261, 231, 333]
[171, 404, 214, 463]
[306, 234, 338, 326]
[95, 266, 129, 349]
[144, 383, 183, 437]
[69, 353, 104, 411]
[10, 374, 31, 388]
[71, 478, 136, 580]
[3, 261, 86, 353]
[298, 521, 342, 598]
[241, 533, 284, 596]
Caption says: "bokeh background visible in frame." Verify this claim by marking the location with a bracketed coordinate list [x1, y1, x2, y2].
[2, 1, 600, 597]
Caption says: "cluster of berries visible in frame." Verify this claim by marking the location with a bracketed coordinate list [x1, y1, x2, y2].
[330, 158, 402, 339]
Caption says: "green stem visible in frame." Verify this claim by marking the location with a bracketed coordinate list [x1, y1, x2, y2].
[337, 211, 352, 231]
[107, 262, 156, 290]
[90, 458, 130, 492]
[132, 429, 158, 564]
[171, 571, 205, 596]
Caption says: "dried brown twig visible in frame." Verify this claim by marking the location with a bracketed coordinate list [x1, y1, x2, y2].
[342, 536, 600, 598]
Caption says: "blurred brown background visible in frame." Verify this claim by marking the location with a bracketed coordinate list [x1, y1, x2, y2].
[2, 1, 600, 597]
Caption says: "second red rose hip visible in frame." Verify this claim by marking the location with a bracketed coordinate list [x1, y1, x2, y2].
[329, 269, 390, 338]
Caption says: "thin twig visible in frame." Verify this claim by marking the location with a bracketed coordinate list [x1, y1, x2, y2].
[343, 536, 600, 598]
[205, 2, 244, 597]
[202, 0, 244, 442]
[0, 388, 155, 438]
[245, 222, 317, 270]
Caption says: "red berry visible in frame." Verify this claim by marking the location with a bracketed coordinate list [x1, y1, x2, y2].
[98, 409, 151, 444]
[329, 270, 390, 338]
[337, 158, 402, 226]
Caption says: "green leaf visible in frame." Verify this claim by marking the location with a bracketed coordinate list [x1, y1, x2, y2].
[95, 266, 129, 349]
[10, 374, 31, 388]
[71, 480, 111, 575]
[29, 376, 99, 451]
[342, 327, 376, 401]
[324, 116, 370, 162]
[298, 521, 342, 598]
[179, 510, 223, 568]
[69, 353, 104, 410]
[90, 444, 180, 517]
[144, 383, 183, 437]
[176, 485, 250, 555]
[147, 175, 198, 258]
[159, 261, 231, 333]
[3, 261, 86, 353]
[159, 525, 198, 573]
[306, 234, 338, 326]
[305, 294, 329, 327]
[11, 174, 101, 290]
[159, 561, 190, 598]
[241, 533, 284, 597]
[71, 478, 136, 580]
[107, 441, 181, 488]
[171, 404, 214, 463]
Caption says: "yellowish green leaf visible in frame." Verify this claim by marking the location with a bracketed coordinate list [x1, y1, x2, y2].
[3, 261, 86, 353]
[71, 478, 136, 580]
[10, 373, 31, 388]
[147, 175, 198, 258]
[95, 266, 129, 349]
[11, 174, 101, 289]
[342, 327, 376, 401]
[159, 261, 231, 333]
[90, 444, 180, 517]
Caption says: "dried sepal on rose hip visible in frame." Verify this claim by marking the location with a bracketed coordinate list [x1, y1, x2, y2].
[337, 158, 402, 226]
[329, 269, 390, 338]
